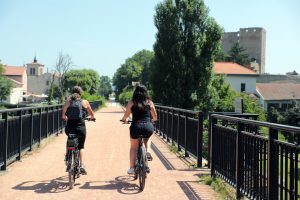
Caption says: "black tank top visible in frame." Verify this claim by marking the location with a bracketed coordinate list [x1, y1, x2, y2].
[131, 103, 151, 123]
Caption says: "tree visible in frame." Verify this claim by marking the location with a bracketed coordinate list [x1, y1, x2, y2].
[54, 52, 73, 102]
[211, 75, 237, 112]
[112, 50, 154, 98]
[151, 0, 223, 110]
[99, 76, 112, 99]
[130, 50, 154, 88]
[0, 61, 13, 102]
[240, 93, 266, 121]
[227, 43, 250, 67]
[64, 69, 100, 95]
[113, 59, 142, 98]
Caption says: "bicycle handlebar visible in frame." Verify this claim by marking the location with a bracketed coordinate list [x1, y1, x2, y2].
[120, 120, 132, 124]
[84, 117, 96, 122]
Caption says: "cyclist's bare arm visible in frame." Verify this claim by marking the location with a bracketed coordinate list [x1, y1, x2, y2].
[121, 101, 133, 122]
[150, 101, 157, 122]
[62, 101, 70, 121]
[82, 100, 95, 119]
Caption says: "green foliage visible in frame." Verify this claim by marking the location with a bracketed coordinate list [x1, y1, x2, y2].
[212, 75, 237, 112]
[99, 76, 113, 99]
[118, 87, 134, 106]
[227, 43, 250, 67]
[200, 175, 236, 199]
[240, 93, 266, 121]
[113, 50, 154, 98]
[81, 92, 104, 102]
[0, 76, 13, 102]
[151, 0, 223, 110]
[0, 62, 13, 102]
[195, 75, 237, 112]
[64, 69, 100, 95]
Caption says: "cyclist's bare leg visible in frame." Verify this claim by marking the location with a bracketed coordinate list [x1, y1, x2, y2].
[80, 149, 85, 166]
[130, 138, 139, 168]
[143, 134, 153, 153]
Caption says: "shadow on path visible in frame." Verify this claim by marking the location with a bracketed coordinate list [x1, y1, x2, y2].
[13, 176, 71, 193]
[80, 175, 141, 195]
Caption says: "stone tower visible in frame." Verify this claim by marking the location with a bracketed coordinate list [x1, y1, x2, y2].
[26, 56, 44, 76]
[222, 27, 266, 74]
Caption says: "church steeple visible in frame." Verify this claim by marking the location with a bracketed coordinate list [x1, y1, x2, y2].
[33, 56, 37, 63]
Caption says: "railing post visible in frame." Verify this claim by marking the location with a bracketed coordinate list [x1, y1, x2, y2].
[52, 106, 55, 135]
[46, 107, 49, 137]
[211, 116, 217, 177]
[30, 109, 33, 151]
[268, 128, 279, 200]
[1, 112, 9, 170]
[177, 110, 181, 152]
[156, 107, 160, 134]
[39, 107, 42, 144]
[18, 110, 23, 160]
[60, 106, 63, 133]
[57, 106, 60, 135]
[236, 122, 244, 200]
[166, 108, 169, 142]
[197, 112, 203, 168]
[184, 112, 188, 157]
[162, 109, 165, 138]
[171, 109, 174, 145]
[208, 113, 211, 168]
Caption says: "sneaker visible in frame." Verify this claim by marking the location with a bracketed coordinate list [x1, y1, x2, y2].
[127, 168, 135, 175]
[146, 152, 153, 161]
[80, 166, 87, 175]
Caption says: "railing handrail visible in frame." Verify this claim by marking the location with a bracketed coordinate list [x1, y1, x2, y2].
[156, 105, 201, 115]
[0, 104, 63, 113]
[211, 113, 300, 133]
[0, 100, 102, 113]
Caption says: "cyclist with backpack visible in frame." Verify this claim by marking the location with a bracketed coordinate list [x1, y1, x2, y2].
[62, 86, 95, 175]
[121, 84, 157, 174]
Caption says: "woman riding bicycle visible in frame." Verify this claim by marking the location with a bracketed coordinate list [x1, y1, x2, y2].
[62, 86, 95, 175]
[121, 84, 157, 174]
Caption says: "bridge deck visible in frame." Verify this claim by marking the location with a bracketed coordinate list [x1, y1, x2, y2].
[0, 104, 218, 200]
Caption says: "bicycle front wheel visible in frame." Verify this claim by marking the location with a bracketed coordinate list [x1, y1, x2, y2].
[138, 146, 147, 191]
[68, 152, 75, 189]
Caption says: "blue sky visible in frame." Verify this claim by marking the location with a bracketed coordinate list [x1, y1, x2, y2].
[0, 0, 299, 78]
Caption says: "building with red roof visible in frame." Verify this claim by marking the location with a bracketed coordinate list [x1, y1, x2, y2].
[213, 62, 258, 94]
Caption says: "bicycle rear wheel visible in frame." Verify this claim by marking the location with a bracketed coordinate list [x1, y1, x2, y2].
[68, 152, 75, 189]
[138, 146, 147, 191]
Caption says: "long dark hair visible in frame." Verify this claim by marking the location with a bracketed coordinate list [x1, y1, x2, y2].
[132, 84, 150, 111]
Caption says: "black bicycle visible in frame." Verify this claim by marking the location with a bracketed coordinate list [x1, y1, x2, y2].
[65, 117, 95, 189]
[121, 120, 149, 191]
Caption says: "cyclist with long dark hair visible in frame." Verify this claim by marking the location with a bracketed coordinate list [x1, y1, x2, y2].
[62, 86, 95, 175]
[121, 84, 157, 174]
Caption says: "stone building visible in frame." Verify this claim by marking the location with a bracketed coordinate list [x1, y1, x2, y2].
[26, 57, 58, 95]
[222, 27, 266, 74]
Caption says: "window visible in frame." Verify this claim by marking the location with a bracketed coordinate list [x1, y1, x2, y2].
[30, 68, 36, 75]
[241, 83, 246, 92]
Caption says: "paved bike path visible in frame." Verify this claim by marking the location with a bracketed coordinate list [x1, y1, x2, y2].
[0, 104, 218, 200]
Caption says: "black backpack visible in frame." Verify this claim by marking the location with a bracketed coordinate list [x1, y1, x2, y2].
[66, 100, 83, 120]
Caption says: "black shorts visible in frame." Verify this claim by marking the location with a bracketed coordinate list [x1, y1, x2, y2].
[65, 120, 86, 150]
[130, 122, 154, 139]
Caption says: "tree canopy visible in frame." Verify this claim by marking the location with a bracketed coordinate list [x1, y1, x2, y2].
[0, 61, 13, 102]
[99, 76, 113, 99]
[227, 43, 250, 67]
[151, 0, 223, 110]
[112, 49, 154, 98]
[64, 69, 100, 95]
